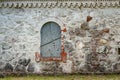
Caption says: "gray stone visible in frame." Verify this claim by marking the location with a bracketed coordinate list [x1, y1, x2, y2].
[4, 63, 13, 72]
[75, 27, 81, 36]
[15, 65, 26, 72]
[85, 64, 92, 72]
[0, 61, 5, 71]
[1, 51, 15, 61]
[18, 58, 31, 66]
[2, 43, 12, 50]
[113, 63, 120, 71]
[19, 44, 26, 50]
[42, 62, 61, 73]
[79, 30, 86, 37]
[4, 35, 19, 43]
[96, 46, 107, 53]
[27, 63, 35, 72]
[99, 66, 105, 72]
[0, 28, 8, 34]
[81, 22, 89, 30]
[64, 41, 74, 53]
[0, 56, 2, 60]
[69, 29, 75, 36]
[86, 54, 92, 64]
[0, 73, 5, 78]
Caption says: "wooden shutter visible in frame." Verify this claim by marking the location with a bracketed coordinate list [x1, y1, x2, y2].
[41, 22, 61, 59]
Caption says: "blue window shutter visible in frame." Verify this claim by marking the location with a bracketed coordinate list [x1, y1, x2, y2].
[41, 22, 61, 58]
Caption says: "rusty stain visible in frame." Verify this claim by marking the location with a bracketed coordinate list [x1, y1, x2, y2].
[40, 57, 62, 61]
[35, 52, 62, 61]
[61, 27, 67, 32]
[102, 28, 109, 33]
[61, 51, 67, 63]
[61, 24, 67, 32]
[95, 28, 109, 37]
[61, 44, 67, 63]
[87, 16, 92, 22]
[35, 52, 41, 62]
[61, 25, 67, 62]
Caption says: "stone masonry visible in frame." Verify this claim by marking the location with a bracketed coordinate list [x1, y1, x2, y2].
[0, 0, 120, 74]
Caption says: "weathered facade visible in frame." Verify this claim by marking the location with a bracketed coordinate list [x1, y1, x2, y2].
[0, 0, 120, 74]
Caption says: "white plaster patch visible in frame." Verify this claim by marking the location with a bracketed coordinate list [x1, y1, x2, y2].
[34, 63, 43, 73]
[60, 60, 73, 73]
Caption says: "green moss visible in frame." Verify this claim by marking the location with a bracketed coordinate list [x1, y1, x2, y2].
[0, 74, 120, 80]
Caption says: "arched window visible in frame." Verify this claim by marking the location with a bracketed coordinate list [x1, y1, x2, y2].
[40, 22, 62, 61]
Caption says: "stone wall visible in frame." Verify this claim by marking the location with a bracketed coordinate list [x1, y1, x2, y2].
[0, 7, 120, 74]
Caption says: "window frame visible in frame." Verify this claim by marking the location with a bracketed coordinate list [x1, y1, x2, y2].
[35, 21, 67, 62]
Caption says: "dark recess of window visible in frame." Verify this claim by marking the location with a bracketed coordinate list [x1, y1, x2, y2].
[118, 48, 120, 55]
